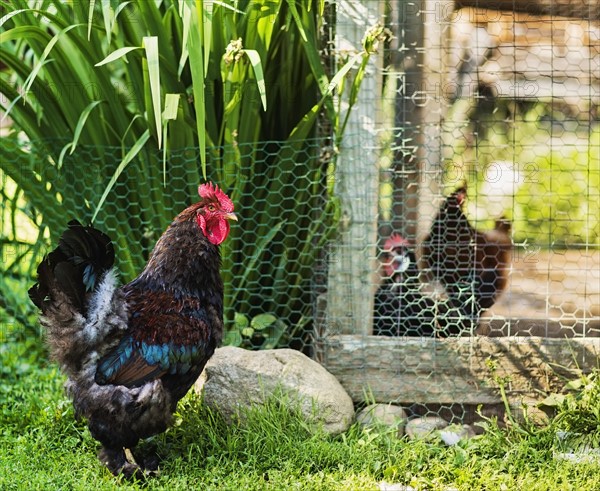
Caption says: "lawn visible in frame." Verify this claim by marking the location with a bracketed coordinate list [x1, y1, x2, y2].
[1, 333, 599, 491]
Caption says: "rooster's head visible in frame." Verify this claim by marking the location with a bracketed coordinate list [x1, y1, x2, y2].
[382, 233, 415, 279]
[195, 183, 238, 245]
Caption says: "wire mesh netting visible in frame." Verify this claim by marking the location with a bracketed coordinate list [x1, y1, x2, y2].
[313, 1, 599, 421]
[1, 135, 335, 356]
[1, 1, 599, 424]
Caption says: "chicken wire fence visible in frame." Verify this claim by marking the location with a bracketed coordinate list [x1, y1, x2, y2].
[1, 136, 335, 356]
[313, 0, 599, 422]
[1, 0, 599, 423]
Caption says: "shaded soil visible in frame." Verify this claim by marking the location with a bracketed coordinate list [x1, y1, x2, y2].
[478, 249, 600, 337]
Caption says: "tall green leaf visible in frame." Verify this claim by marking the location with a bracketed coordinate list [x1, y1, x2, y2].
[243, 49, 267, 111]
[189, 1, 207, 179]
[143, 36, 162, 148]
[92, 129, 150, 222]
[58, 100, 104, 166]
[1, 0, 380, 349]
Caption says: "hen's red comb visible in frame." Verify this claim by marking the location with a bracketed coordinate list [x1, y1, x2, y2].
[198, 182, 234, 213]
[452, 186, 467, 205]
[384, 233, 409, 252]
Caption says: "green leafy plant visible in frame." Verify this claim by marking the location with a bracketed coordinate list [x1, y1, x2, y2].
[224, 312, 294, 350]
[541, 369, 600, 449]
[0, 0, 382, 343]
[482, 357, 600, 465]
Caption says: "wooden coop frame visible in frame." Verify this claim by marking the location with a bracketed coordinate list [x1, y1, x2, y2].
[317, 0, 600, 411]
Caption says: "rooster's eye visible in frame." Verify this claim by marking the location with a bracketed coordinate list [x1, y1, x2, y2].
[207, 205, 216, 212]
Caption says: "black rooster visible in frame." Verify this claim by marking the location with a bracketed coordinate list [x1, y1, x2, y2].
[29, 183, 237, 478]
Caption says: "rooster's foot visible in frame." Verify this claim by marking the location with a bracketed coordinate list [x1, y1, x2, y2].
[130, 445, 161, 472]
[98, 447, 157, 480]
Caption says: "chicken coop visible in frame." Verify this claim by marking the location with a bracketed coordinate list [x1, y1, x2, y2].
[314, 0, 600, 421]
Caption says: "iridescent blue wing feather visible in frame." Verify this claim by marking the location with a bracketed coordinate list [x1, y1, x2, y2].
[95, 335, 204, 387]
[95, 305, 212, 388]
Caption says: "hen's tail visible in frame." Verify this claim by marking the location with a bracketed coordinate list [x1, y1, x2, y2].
[29, 221, 118, 374]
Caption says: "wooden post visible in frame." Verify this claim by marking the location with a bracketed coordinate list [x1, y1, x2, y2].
[324, 1, 384, 336]
[389, 2, 455, 242]
[416, 1, 454, 242]
[389, 0, 426, 240]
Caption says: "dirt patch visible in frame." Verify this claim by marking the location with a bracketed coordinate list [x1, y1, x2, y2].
[478, 249, 600, 337]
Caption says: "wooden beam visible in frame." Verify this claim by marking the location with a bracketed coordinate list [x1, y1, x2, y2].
[319, 335, 600, 404]
[326, 1, 384, 335]
[388, 0, 426, 240]
[387, 1, 454, 245]
[415, 1, 454, 243]
[455, 0, 600, 20]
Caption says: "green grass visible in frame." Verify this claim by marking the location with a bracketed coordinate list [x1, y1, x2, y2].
[1, 338, 599, 491]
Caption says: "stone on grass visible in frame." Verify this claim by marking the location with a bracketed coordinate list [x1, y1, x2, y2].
[378, 483, 415, 491]
[554, 449, 600, 464]
[356, 404, 407, 437]
[510, 399, 551, 425]
[405, 416, 448, 440]
[195, 346, 354, 435]
[554, 431, 600, 464]
[439, 424, 476, 446]
[379, 484, 459, 491]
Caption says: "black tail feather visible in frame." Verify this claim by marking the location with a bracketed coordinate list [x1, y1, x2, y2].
[29, 220, 115, 313]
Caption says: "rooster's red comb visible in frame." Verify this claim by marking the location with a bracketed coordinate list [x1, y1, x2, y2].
[198, 182, 234, 213]
[384, 233, 409, 252]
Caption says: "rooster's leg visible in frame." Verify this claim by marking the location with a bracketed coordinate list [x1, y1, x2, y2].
[98, 447, 143, 479]
[131, 444, 161, 472]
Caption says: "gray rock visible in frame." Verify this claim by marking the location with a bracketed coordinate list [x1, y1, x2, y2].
[439, 424, 476, 445]
[356, 404, 407, 437]
[510, 400, 551, 425]
[554, 449, 600, 464]
[405, 416, 448, 440]
[554, 431, 600, 464]
[194, 346, 354, 435]
[378, 485, 459, 491]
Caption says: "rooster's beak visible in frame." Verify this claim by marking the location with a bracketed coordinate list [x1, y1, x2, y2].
[224, 212, 238, 221]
